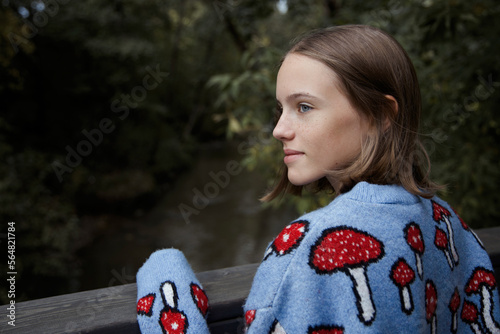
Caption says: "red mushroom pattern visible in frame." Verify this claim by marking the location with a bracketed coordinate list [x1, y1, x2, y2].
[448, 288, 460, 333]
[309, 226, 384, 325]
[432, 200, 459, 265]
[159, 308, 188, 334]
[461, 300, 484, 334]
[434, 226, 454, 269]
[245, 309, 256, 327]
[190, 283, 209, 317]
[307, 325, 344, 334]
[404, 222, 425, 279]
[425, 280, 438, 334]
[390, 258, 415, 314]
[137, 293, 156, 317]
[159, 281, 188, 334]
[265, 220, 309, 259]
[465, 267, 500, 333]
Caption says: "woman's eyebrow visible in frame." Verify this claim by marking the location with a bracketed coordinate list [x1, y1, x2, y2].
[279, 92, 321, 103]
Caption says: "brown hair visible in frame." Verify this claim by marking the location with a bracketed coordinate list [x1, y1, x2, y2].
[262, 25, 442, 201]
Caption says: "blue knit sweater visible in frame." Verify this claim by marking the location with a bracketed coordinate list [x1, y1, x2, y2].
[137, 182, 500, 334]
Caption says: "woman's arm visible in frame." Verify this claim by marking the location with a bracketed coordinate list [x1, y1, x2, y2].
[136, 249, 210, 334]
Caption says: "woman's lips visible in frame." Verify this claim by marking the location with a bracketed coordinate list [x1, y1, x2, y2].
[283, 149, 304, 164]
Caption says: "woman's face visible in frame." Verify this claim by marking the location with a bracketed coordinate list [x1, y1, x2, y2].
[274, 53, 370, 191]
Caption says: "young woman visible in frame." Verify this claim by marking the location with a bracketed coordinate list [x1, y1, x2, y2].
[136, 25, 500, 334]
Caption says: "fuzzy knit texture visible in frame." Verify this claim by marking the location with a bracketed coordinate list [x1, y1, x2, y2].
[137, 182, 500, 334]
[136, 249, 210, 334]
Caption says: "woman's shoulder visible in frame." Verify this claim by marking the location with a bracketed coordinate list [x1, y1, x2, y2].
[259, 182, 427, 265]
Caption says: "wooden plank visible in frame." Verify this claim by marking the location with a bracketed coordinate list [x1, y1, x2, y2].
[208, 317, 245, 334]
[1, 263, 258, 333]
[201, 263, 258, 323]
[8, 283, 140, 333]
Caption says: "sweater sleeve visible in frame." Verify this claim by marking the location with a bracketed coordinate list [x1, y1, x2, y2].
[136, 249, 210, 334]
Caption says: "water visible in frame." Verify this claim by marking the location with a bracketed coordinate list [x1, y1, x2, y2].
[77, 141, 298, 291]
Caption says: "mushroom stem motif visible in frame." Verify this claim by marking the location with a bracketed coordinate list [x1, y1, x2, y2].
[449, 288, 460, 334]
[465, 268, 500, 334]
[481, 285, 500, 334]
[425, 280, 438, 334]
[161, 281, 178, 309]
[270, 320, 287, 334]
[454, 209, 484, 248]
[348, 266, 376, 322]
[159, 281, 188, 334]
[432, 200, 459, 265]
[404, 222, 424, 280]
[461, 300, 484, 334]
[434, 226, 454, 269]
[391, 258, 415, 314]
[309, 226, 384, 325]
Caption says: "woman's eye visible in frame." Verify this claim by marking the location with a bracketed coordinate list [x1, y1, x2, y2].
[299, 104, 312, 113]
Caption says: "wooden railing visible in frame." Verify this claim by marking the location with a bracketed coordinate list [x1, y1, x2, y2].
[3, 227, 500, 334]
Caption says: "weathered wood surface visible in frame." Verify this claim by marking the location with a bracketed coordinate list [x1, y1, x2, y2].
[2, 263, 258, 334]
[1, 227, 500, 334]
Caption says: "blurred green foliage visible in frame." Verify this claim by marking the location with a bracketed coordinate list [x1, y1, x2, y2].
[0, 0, 246, 302]
[0, 0, 499, 302]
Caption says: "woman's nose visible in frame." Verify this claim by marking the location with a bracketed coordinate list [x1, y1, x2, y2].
[273, 113, 294, 141]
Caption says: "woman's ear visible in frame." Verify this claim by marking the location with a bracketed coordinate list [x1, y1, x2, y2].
[383, 95, 398, 131]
